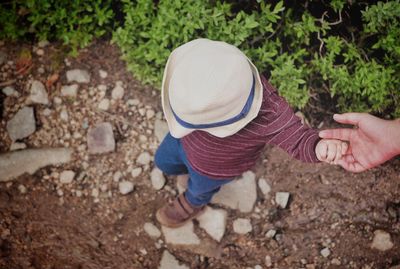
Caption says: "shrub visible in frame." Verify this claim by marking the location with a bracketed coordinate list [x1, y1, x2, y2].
[0, 0, 114, 55]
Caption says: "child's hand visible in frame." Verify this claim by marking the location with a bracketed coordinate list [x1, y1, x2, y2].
[315, 139, 348, 164]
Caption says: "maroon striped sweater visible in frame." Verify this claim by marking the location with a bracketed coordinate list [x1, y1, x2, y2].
[181, 76, 320, 179]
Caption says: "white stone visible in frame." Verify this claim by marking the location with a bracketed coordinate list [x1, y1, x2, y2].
[258, 178, 271, 196]
[87, 122, 115, 154]
[146, 109, 155, 120]
[371, 230, 394, 251]
[320, 247, 331, 258]
[98, 99, 110, 111]
[233, 218, 252, 234]
[18, 184, 27, 194]
[136, 152, 151, 165]
[53, 97, 62, 105]
[144, 222, 161, 239]
[150, 167, 166, 190]
[38, 40, 49, 48]
[29, 80, 49, 104]
[211, 171, 257, 213]
[60, 170, 75, 184]
[127, 99, 140, 106]
[119, 181, 134, 195]
[159, 250, 189, 269]
[265, 255, 272, 267]
[2, 86, 19, 97]
[7, 107, 36, 141]
[154, 119, 169, 143]
[10, 142, 27, 151]
[42, 108, 52, 116]
[275, 192, 290, 208]
[61, 84, 78, 98]
[60, 109, 69, 122]
[254, 265, 262, 269]
[98, 84, 107, 91]
[66, 69, 90, 83]
[111, 83, 124, 100]
[266, 229, 276, 238]
[197, 206, 227, 242]
[131, 167, 142, 178]
[161, 222, 200, 245]
[0, 148, 72, 182]
[99, 70, 108, 79]
[91, 188, 99, 198]
[36, 49, 44, 56]
[113, 171, 122, 182]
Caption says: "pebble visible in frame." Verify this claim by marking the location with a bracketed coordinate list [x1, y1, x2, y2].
[38, 67, 45, 74]
[130, 167, 142, 178]
[266, 229, 276, 238]
[265, 255, 272, 267]
[36, 49, 44, 56]
[29, 80, 49, 104]
[66, 69, 90, 83]
[91, 188, 99, 198]
[98, 84, 107, 91]
[87, 122, 115, 154]
[111, 82, 124, 100]
[254, 265, 262, 269]
[119, 181, 134, 195]
[99, 70, 108, 79]
[2, 86, 19, 97]
[10, 142, 27, 151]
[60, 109, 69, 122]
[59, 170, 75, 184]
[42, 108, 52, 116]
[275, 192, 290, 208]
[331, 258, 341, 265]
[143, 222, 161, 239]
[371, 230, 394, 251]
[38, 40, 49, 47]
[146, 109, 155, 119]
[98, 99, 110, 111]
[258, 178, 271, 196]
[136, 152, 151, 165]
[113, 171, 122, 182]
[320, 247, 331, 258]
[150, 167, 166, 190]
[54, 97, 62, 105]
[127, 99, 140, 106]
[61, 84, 78, 98]
[197, 206, 228, 242]
[233, 218, 252, 234]
[159, 250, 189, 269]
[6, 106, 36, 141]
[18, 184, 27, 194]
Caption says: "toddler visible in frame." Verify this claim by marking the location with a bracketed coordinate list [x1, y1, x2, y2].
[154, 39, 347, 228]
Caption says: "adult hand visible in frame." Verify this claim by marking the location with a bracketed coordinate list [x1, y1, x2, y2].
[319, 113, 400, 172]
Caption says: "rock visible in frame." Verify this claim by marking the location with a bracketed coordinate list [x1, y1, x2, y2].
[7, 107, 36, 141]
[113, 171, 122, 182]
[154, 119, 169, 143]
[38, 40, 49, 48]
[127, 99, 140, 106]
[66, 69, 90, 83]
[61, 84, 78, 98]
[87, 122, 115, 154]
[144, 222, 161, 239]
[320, 247, 330, 258]
[36, 49, 44, 56]
[211, 171, 257, 213]
[60, 109, 69, 122]
[233, 218, 252, 234]
[29, 80, 49, 104]
[275, 192, 290, 208]
[161, 222, 200, 245]
[42, 108, 52, 116]
[99, 70, 108, 79]
[91, 188, 99, 198]
[60, 170, 75, 184]
[0, 148, 72, 182]
[119, 181, 134, 195]
[331, 258, 341, 265]
[266, 229, 276, 238]
[146, 109, 155, 120]
[371, 230, 394, 251]
[53, 97, 62, 105]
[2, 86, 19, 97]
[196, 206, 227, 242]
[159, 250, 189, 269]
[131, 167, 142, 178]
[136, 152, 151, 166]
[150, 167, 166, 190]
[265, 255, 272, 267]
[254, 265, 262, 269]
[111, 82, 124, 100]
[10, 142, 27, 151]
[18, 184, 27, 194]
[258, 178, 271, 196]
[98, 99, 110, 111]
[98, 84, 107, 91]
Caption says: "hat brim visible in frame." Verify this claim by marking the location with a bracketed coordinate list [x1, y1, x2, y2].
[162, 56, 263, 139]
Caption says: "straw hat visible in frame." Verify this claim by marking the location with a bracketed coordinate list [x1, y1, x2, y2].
[161, 38, 263, 138]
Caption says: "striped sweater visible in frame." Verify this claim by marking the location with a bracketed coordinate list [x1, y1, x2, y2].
[181, 75, 320, 179]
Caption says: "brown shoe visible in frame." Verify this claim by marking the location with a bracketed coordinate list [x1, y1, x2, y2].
[156, 193, 205, 228]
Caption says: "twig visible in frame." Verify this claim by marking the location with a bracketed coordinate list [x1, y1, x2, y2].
[0, 79, 16, 87]
[317, 10, 343, 56]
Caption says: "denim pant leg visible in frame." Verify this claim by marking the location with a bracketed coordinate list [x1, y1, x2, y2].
[154, 133, 188, 175]
[179, 142, 233, 206]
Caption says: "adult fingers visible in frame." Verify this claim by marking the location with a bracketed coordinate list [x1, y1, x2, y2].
[333, 113, 365, 125]
[319, 128, 355, 141]
[337, 159, 366, 173]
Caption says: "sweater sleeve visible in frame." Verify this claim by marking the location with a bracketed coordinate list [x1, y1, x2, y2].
[261, 78, 321, 163]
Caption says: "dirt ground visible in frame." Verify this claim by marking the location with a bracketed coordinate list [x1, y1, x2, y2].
[0, 39, 399, 269]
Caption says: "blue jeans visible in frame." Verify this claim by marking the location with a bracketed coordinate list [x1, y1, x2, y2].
[155, 133, 233, 206]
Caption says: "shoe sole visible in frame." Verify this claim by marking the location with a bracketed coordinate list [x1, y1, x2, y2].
[156, 206, 206, 228]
